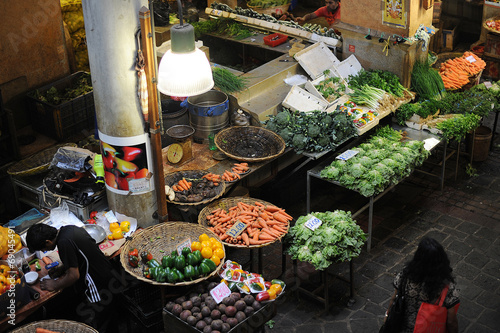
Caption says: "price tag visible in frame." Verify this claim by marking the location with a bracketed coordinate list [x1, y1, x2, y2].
[225, 220, 247, 238]
[466, 55, 476, 63]
[105, 211, 119, 223]
[336, 149, 359, 161]
[128, 178, 150, 193]
[484, 81, 493, 88]
[210, 282, 232, 304]
[176, 238, 191, 255]
[304, 215, 322, 231]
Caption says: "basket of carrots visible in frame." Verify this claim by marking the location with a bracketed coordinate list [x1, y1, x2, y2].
[10, 319, 99, 333]
[198, 197, 293, 248]
[436, 51, 486, 91]
[165, 170, 226, 205]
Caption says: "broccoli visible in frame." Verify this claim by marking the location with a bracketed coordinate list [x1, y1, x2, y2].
[275, 110, 291, 126]
[322, 114, 333, 127]
[265, 120, 278, 133]
[317, 136, 330, 147]
[292, 134, 307, 149]
[278, 128, 294, 142]
[308, 124, 321, 138]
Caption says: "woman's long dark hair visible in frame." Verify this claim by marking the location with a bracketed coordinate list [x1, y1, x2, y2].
[403, 237, 454, 299]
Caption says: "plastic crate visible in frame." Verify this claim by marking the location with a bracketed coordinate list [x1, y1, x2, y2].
[263, 33, 288, 47]
[122, 282, 163, 331]
[26, 72, 95, 141]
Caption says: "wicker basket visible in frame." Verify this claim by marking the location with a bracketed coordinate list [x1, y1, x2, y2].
[247, 3, 290, 15]
[483, 16, 500, 36]
[120, 222, 225, 286]
[10, 319, 98, 333]
[164, 170, 226, 206]
[214, 126, 285, 163]
[198, 196, 290, 248]
[433, 52, 483, 91]
[7, 143, 78, 177]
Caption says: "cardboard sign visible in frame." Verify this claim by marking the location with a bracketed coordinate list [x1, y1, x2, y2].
[336, 149, 359, 161]
[176, 238, 192, 255]
[465, 55, 476, 63]
[210, 282, 232, 304]
[304, 215, 322, 231]
[226, 221, 247, 238]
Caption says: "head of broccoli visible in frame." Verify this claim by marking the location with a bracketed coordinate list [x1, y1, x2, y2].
[265, 120, 278, 132]
[279, 128, 294, 142]
[292, 134, 307, 150]
[308, 124, 321, 138]
[276, 110, 291, 126]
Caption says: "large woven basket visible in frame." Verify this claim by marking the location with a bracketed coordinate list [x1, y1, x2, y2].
[198, 196, 290, 248]
[433, 52, 483, 91]
[10, 319, 98, 333]
[483, 16, 500, 36]
[214, 126, 285, 163]
[120, 222, 225, 286]
[7, 143, 77, 177]
[165, 170, 226, 206]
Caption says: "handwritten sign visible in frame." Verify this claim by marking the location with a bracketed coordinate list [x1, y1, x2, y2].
[176, 238, 191, 255]
[465, 55, 476, 63]
[210, 282, 232, 304]
[336, 149, 359, 161]
[128, 178, 150, 193]
[226, 221, 247, 238]
[304, 215, 322, 231]
[105, 211, 119, 223]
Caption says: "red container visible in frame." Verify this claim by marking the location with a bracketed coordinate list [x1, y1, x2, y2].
[264, 33, 287, 47]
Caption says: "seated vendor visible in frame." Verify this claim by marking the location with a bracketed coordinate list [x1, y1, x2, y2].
[26, 224, 119, 332]
[295, 0, 341, 29]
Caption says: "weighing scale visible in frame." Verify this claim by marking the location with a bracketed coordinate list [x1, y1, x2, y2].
[165, 125, 195, 166]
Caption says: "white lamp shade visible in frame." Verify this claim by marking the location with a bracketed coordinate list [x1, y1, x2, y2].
[157, 48, 214, 97]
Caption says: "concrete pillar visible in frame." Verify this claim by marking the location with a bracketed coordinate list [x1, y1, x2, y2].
[82, 0, 157, 227]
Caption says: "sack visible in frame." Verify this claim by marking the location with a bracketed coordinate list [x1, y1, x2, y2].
[413, 285, 449, 333]
[380, 275, 407, 333]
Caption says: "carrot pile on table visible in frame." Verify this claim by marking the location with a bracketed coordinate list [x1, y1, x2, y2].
[205, 201, 293, 246]
[439, 52, 486, 90]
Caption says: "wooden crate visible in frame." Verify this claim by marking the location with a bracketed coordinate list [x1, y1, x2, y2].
[441, 20, 460, 51]
[485, 32, 500, 59]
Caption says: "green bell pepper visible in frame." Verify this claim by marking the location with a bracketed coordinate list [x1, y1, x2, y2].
[184, 265, 195, 280]
[148, 259, 160, 268]
[167, 270, 179, 283]
[181, 247, 192, 257]
[162, 255, 175, 268]
[186, 253, 198, 266]
[192, 250, 203, 264]
[174, 255, 186, 271]
[171, 250, 178, 257]
[201, 258, 217, 272]
[192, 265, 199, 278]
[156, 268, 167, 282]
[199, 262, 211, 276]
[150, 266, 161, 280]
[175, 268, 185, 281]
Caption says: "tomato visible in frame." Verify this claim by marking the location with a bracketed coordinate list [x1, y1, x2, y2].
[199, 233, 210, 243]
[213, 247, 224, 259]
[200, 247, 212, 259]
[191, 241, 202, 252]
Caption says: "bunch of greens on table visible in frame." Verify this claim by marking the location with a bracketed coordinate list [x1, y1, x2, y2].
[348, 69, 407, 98]
[410, 60, 446, 101]
[265, 108, 357, 153]
[436, 113, 482, 141]
[347, 84, 387, 109]
[192, 18, 255, 40]
[314, 70, 347, 102]
[320, 126, 429, 197]
[285, 210, 366, 270]
[35, 73, 92, 105]
[212, 67, 248, 94]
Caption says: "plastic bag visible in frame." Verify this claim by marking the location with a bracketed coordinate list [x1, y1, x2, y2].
[48, 202, 84, 229]
[50, 147, 91, 172]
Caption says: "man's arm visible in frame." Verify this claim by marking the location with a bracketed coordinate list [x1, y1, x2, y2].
[296, 12, 318, 25]
[40, 266, 79, 291]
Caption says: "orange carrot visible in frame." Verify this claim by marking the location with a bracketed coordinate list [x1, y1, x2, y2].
[36, 329, 60, 333]
[241, 232, 250, 246]
[249, 239, 270, 245]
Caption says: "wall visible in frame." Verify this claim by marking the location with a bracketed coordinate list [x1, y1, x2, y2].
[0, 0, 70, 125]
[441, 0, 483, 40]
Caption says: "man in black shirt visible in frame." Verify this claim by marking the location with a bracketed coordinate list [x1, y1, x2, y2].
[26, 224, 121, 332]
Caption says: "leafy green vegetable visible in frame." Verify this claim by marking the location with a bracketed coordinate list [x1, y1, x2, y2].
[348, 69, 408, 98]
[286, 210, 366, 270]
[410, 60, 446, 101]
[212, 67, 248, 94]
[436, 113, 481, 141]
[320, 127, 430, 197]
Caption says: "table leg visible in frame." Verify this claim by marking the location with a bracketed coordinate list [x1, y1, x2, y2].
[306, 172, 311, 214]
[347, 260, 355, 307]
[441, 140, 447, 191]
[367, 196, 374, 252]
[455, 139, 460, 181]
[323, 270, 329, 312]
[470, 129, 475, 165]
[492, 111, 499, 151]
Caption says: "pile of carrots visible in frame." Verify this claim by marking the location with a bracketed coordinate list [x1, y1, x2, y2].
[201, 173, 221, 186]
[172, 178, 192, 192]
[36, 329, 60, 333]
[221, 162, 251, 182]
[232, 162, 249, 174]
[439, 51, 486, 90]
[205, 201, 293, 246]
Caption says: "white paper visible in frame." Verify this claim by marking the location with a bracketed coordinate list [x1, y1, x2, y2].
[423, 138, 441, 151]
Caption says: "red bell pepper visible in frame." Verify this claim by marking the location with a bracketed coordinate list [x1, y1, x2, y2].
[121, 146, 142, 161]
[256, 291, 270, 302]
[264, 281, 272, 289]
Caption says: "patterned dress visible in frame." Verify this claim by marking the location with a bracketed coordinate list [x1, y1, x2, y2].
[393, 272, 460, 333]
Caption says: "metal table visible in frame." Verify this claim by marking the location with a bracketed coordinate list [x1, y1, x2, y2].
[306, 126, 445, 252]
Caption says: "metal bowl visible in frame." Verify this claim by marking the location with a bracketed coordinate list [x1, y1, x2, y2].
[82, 224, 106, 244]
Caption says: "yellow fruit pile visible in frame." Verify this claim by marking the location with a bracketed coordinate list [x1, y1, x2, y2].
[0, 227, 22, 258]
[107, 220, 131, 240]
[191, 233, 225, 266]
